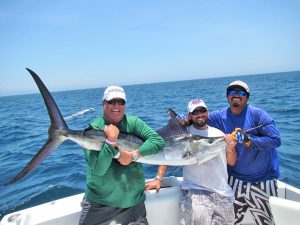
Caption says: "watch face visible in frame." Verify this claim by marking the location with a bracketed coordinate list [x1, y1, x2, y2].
[132, 152, 139, 161]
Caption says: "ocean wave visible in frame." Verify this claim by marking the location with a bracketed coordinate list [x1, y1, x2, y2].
[64, 108, 95, 120]
[271, 108, 300, 114]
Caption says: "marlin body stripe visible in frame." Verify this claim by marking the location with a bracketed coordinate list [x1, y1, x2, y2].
[6, 69, 225, 185]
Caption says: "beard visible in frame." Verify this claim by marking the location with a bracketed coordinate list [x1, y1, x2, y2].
[231, 97, 242, 108]
[232, 102, 240, 107]
[192, 117, 208, 128]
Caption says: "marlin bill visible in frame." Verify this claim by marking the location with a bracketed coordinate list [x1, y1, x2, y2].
[6, 69, 226, 185]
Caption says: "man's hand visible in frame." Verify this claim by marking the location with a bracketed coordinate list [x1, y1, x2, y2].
[117, 146, 141, 166]
[145, 178, 162, 193]
[176, 114, 190, 126]
[224, 134, 237, 166]
[224, 134, 237, 152]
[116, 146, 132, 165]
[231, 128, 251, 147]
[104, 124, 119, 146]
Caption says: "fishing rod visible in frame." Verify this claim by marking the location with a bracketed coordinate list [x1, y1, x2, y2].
[211, 120, 274, 145]
[243, 120, 274, 133]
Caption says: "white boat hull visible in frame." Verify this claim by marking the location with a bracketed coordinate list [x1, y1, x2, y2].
[1, 177, 300, 225]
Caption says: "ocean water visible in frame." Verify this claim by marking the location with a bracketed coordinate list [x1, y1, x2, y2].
[0, 71, 300, 219]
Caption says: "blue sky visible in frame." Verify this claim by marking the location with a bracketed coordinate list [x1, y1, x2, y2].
[0, 0, 299, 96]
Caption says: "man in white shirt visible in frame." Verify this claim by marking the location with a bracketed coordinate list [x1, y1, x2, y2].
[146, 99, 237, 225]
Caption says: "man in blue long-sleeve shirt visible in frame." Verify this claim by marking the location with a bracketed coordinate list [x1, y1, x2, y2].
[208, 80, 281, 225]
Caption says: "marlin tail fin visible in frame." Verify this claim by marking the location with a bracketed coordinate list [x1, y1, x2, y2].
[6, 69, 69, 185]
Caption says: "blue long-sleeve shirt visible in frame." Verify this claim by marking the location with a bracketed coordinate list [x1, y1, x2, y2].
[208, 104, 281, 183]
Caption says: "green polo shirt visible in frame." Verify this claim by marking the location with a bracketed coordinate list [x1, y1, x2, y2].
[84, 114, 165, 208]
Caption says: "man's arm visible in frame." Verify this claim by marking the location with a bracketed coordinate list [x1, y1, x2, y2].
[134, 117, 165, 156]
[145, 165, 169, 192]
[224, 134, 237, 166]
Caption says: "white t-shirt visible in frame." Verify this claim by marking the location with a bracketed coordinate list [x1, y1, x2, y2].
[181, 125, 234, 197]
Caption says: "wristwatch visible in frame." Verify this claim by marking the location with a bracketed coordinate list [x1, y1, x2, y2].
[131, 152, 139, 162]
[155, 175, 163, 181]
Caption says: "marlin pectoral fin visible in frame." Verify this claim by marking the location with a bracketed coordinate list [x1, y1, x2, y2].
[6, 138, 62, 185]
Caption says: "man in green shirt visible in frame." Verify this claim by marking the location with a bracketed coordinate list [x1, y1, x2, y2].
[79, 86, 165, 225]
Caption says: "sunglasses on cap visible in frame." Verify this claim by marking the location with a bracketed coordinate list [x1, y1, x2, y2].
[106, 99, 126, 105]
[191, 107, 207, 115]
[228, 90, 247, 97]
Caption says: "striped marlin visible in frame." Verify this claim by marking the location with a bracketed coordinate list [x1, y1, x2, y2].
[6, 69, 225, 185]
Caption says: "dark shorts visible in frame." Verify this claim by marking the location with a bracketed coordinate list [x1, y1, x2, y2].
[228, 176, 278, 225]
[78, 197, 149, 225]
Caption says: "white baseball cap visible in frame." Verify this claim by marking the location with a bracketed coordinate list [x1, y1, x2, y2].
[103, 86, 127, 102]
[187, 99, 207, 113]
[227, 80, 250, 93]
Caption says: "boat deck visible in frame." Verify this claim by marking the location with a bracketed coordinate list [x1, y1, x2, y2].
[1, 177, 300, 225]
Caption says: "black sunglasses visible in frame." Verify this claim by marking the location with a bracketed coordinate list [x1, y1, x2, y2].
[191, 107, 207, 115]
[106, 99, 126, 105]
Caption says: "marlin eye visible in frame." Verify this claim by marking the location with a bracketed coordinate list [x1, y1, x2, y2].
[182, 151, 193, 159]
[208, 139, 214, 144]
